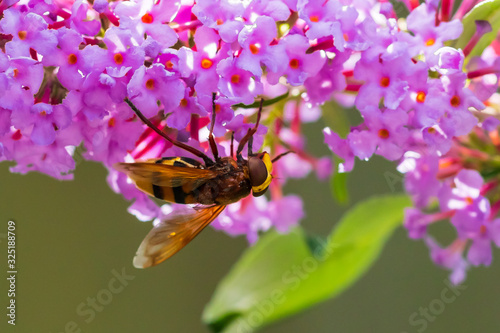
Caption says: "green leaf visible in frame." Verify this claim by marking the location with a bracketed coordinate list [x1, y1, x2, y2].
[321, 100, 352, 138]
[233, 92, 290, 109]
[203, 194, 411, 332]
[389, 0, 410, 19]
[453, 0, 500, 62]
[322, 101, 356, 205]
[330, 168, 349, 204]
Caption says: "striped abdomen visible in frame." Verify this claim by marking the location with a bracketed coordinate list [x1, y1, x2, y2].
[135, 157, 204, 204]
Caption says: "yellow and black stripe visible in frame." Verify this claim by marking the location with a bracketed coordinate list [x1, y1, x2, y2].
[154, 156, 203, 168]
[136, 157, 204, 204]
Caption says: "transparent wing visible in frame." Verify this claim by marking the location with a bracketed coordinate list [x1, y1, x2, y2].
[114, 162, 217, 187]
[133, 205, 226, 268]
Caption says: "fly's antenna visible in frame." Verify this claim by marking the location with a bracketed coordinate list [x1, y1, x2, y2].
[272, 150, 294, 163]
[208, 93, 220, 161]
[124, 98, 215, 166]
[236, 98, 264, 156]
[230, 131, 235, 159]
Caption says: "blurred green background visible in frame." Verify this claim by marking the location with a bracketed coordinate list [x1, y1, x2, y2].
[1, 120, 500, 333]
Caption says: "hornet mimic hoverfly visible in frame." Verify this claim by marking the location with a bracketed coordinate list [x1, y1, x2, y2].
[115, 95, 290, 268]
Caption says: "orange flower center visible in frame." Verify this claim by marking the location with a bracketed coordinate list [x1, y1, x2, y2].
[216, 18, 224, 25]
[416, 91, 426, 103]
[68, 53, 78, 65]
[465, 197, 474, 205]
[425, 38, 436, 46]
[427, 127, 436, 134]
[231, 74, 240, 84]
[141, 13, 154, 24]
[249, 43, 260, 55]
[113, 53, 124, 65]
[180, 98, 188, 107]
[201, 58, 213, 69]
[165, 60, 174, 69]
[378, 129, 390, 139]
[214, 104, 221, 113]
[12, 68, 19, 78]
[309, 15, 319, 22]
[450, 95, 461, 107]
[145, 78, 155, 90]
[39, 110, 47, 116]
[108, 117, 116, 127]
[379, 76, 390, 87]
[289, 58, 300, 69]
[18, 30, 27, 40]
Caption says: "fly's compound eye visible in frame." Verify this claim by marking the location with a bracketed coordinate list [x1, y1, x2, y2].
[249, 152, 273, 197]
[249, 157, 267, 187]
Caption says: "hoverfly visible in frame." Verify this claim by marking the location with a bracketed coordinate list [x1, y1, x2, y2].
[115, 95, 290, 268]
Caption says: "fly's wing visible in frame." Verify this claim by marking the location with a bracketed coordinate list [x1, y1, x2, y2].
[133, 205, 226, 268]
[114, 162, 217, 188]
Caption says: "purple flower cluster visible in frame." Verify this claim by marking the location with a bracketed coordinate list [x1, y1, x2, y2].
[398, 125, 500, 284]
[321, 1, 500, 283]
[0, 0, 333, 242]
[323, 2, 480, 172]
[1, 0, 500, 281]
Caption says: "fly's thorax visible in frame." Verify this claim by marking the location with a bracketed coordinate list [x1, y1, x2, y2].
[213, 156, 239, 171]
[194, 158, 252, 205]
[248, 152, 272, 197]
